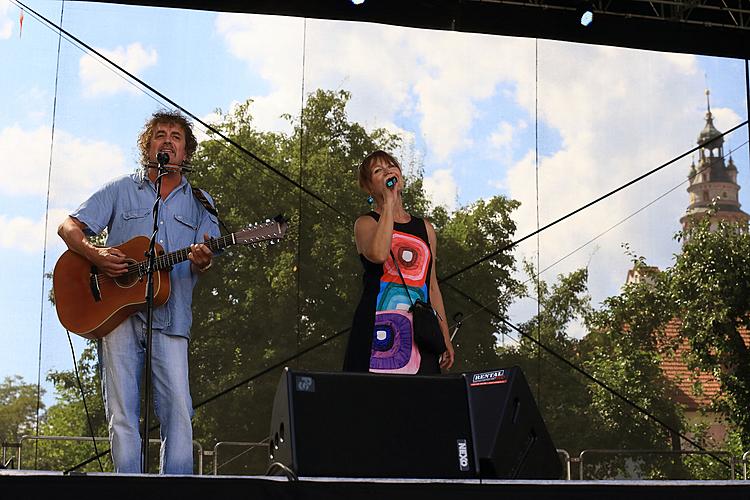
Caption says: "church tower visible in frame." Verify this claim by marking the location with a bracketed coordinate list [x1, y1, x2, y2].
[680, 90, 750, 231]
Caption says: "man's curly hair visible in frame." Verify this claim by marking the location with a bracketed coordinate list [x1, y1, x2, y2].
[137, 110, 198, 165]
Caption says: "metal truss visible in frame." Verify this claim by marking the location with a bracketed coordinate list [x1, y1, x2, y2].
[481, 1, 750, 31]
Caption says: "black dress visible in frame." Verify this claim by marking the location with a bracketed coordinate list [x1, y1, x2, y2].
[343, 212, 440, 374]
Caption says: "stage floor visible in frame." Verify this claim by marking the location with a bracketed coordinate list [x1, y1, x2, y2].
[2, 470, 750, 500]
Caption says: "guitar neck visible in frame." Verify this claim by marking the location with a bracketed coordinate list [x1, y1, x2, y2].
[153, 234, 236, 270]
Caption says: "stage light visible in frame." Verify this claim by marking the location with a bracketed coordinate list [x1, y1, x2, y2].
[580, 9, 593, 26]
[352, 0, 365, 5]
[574, 0, 594, 28]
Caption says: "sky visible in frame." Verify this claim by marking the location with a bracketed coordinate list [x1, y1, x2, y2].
[0, 0, 748, 406]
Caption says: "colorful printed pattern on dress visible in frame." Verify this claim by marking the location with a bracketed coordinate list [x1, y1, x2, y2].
[370, 230, 430, 374]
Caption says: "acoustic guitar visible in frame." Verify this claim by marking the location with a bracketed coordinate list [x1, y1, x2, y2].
[53, 216, 287, 339]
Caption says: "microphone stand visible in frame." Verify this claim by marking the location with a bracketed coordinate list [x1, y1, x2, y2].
[141, 152, 169, 473]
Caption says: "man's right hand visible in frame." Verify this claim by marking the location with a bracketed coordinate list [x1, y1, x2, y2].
[88, 246, 128, 277]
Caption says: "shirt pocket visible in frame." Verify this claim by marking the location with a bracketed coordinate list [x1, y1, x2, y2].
[174, 213, 198, 231]
[123, 208, 152, 221]
[113, 208, 152, 242]
[173, 213, 199, 248]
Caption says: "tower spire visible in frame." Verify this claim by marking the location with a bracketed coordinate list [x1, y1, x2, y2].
[681, 89, 748, 232]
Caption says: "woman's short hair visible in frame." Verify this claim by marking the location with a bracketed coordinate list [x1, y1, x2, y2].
[137, 109, 198, 165]
[357, 150, 401, 191]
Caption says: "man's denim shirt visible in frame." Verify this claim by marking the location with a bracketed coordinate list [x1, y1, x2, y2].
[71, 170, 220, 338]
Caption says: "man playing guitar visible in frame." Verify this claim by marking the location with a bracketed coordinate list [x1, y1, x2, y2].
[57, 110, 218, 474]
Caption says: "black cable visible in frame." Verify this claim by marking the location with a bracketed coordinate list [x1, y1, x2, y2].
[745, 60, 749, 182]
[533, 38, 542, 404]
[24, 0, 743, 474]
[11, 0, 346, 220]
[296, 19, 308, 367]
[34, 0, 66, 470]
[443, 138, 750, 335]
[65, 131, 750, 473]
[440, 280, 732, 470]
[64, 323, 352, 473]
[440, 120, 748, 284]
[192, 326, 350, 410]
[66, 332, 104, 472]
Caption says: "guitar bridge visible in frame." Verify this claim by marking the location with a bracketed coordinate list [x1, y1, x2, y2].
[89, 266, 102, 302]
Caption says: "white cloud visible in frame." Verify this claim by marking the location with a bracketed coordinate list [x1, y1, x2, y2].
[215, 14, 533, 162]
[423, 168, 458, 211]
[710, 107, 743, 143]
[0, 209, 69, 253]
[0, 0, 13, 40]
[0, 124, 128, 208]
[212, 14, 738, 315]
[503, 45, 702, 309]
[79, 43, 158, 97]
[215, 15, 304, 133]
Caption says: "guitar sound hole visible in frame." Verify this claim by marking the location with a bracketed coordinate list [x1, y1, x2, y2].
[113, 259, 141, 288]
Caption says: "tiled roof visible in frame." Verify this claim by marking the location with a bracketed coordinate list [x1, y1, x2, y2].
[659, 318, 749, 411]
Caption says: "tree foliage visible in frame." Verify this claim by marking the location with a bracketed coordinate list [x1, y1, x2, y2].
[185, 89, 522, 473]
[0, 376, 41, 444]
[669, 220, 750, 450]
[499, 263, 695, 478]
[37, 344, 111, 472]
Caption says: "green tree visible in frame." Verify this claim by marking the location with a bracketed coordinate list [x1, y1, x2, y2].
[498, 263, 692, 478]
[669, 220, 750, 450]
[584, 264, 687, 478]
[436, 197, 522, 371]
[36, 345, 110, 472]
[38, 89, 523, 474]
[187, 89, 522, 473]
[498, 265, 594, 455]
[0, 376, 41, 444]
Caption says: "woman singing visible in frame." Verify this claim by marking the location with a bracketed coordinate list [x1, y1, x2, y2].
[343, 150, 455, 374]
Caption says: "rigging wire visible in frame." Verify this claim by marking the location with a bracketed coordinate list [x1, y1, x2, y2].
[296, 19, 308, 367]
[440, 280, 731, 469]
[65, 331, 104, 472]
[11, 0, 346, 219]
[533, 38, 542, 404]
[15, 0, 747, 474]
[64, 131, 739, 471]
[439, 120, 749, 284]
[454, 139, 750, 331]
[746, 59, 750, 186]
[33, 0, 65, 470]
[214, 438, 270, 473]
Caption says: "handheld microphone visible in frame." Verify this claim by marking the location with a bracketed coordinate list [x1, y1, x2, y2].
[156, 152, 170, 166]
[450, 312, 464, 342]
[386, 176, 397, 188]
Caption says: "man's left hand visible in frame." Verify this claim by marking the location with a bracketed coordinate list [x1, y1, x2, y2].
[189, 233, 214, 273]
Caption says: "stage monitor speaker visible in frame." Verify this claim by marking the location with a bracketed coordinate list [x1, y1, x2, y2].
[464, 366, 562, 479]
[268, 368, 478, 478]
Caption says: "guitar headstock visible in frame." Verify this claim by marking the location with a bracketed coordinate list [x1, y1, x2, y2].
[234, 215, 288, 247]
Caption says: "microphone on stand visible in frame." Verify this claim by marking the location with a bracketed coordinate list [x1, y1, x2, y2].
[144, 158, 194, 173]
[386, 176, 397, 188]
[156, 151, 169, 166]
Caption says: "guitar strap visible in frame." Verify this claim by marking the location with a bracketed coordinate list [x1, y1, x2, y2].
[191, 187, 218, 217]
[192, 187, 231, 234]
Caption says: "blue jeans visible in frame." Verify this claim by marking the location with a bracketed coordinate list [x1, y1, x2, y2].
[99, 316, 194, 474]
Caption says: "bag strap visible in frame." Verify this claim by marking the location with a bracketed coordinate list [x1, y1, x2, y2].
[390, 250, 415, 308]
